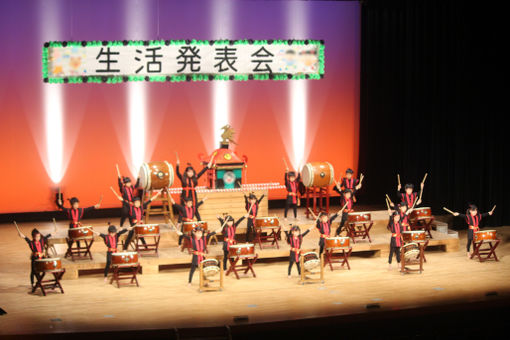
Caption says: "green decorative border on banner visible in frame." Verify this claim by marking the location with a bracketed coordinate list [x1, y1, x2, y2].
[42, 39, 325, 84]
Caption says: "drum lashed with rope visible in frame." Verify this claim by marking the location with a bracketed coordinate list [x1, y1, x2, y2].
[301, 162, 334, 188]
[302, 252, 320, 271]
[201, 259, 220, 277]
[402, 243, 420, 261]
[139, 161, 174, 190]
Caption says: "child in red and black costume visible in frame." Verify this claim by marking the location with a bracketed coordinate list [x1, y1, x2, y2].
[396, 182, 423, 208]
[170, 195, 207, 245]
[57, 196, 100, 248]
[335, 189, 355, 236]
[334, 168, 363, 202]
[448, 204, 495, 258]
[284, 224, 314, 278]
[175, 157, 213, 205]
[386, 205, 413, 269]
[316, 211, 339, 255]
[284, 169, 301, 220]
[117, 165, 141, 228]
[89, 224, 130, 281]
[397, 203, 411, 231]
[217, 214, 248, 270]
[175, 225, 223, 285]
[244, 192, 264, 242]
[17, 228, 52, 288]
[121, 190, 161, 250]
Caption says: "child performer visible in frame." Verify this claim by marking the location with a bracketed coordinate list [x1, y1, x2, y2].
[16, 225, 52, 288]
[243, 191, 265, 242]
[444, 204, 496, 258]
[175, 153, 214, 206]
[284, 224, 315, 278]
[170, 195, 207, 246]
[122, 190, 161, 250]
[174, 225, 223, 285]
[334, 168, 363, 202]
[309, 204, 347, 256]
[398, 203, 411, 231]
[386, 201, 413, 270]
[284, 168, 301, 220]
[217, 214, 248, 270]
[395, 173, 426, 208]
[89, 224, 131, 282]
[116, 164, 141, 228]
[57, 196, 100, 249]
[335, 189, 355, 236]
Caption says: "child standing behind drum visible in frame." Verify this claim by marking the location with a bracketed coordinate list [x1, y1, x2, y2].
[16, 227, 52, 288]
[122, 191, 161, 250]
[397, 183, 423, 208]
[217, 214, 248, 270]
[334, 168, 363, 202]
[116, 164, 141, 228]
[175, 154, 214, 205]
[284, 169, 301, 220]
[57, 196, 100, 249]
[335, 189, 355, 236]
[386, 204, 413, 270]
[89, 224, 131, 282]
[170, 195, 207, 246]
[244, 192, 265, 242]
[284, 225, 315, 278]
[174, 225, 223, 285]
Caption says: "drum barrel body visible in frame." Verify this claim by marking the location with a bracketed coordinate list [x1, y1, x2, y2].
[347, 212, 371, 223]
[139, 161, 174, 190]
[112, 252, 139, 265]
[68, 227, 93, 240]
[135, 224, 160, 235]
[182, 221, 208, 233]
[474, 230, 497, 242]
[301, 162, 334, 188]
[35, 258, 62, 272]
[254, 217, 279, 228]
[325, 237, 350, 249]
[228, 243, 255, 257]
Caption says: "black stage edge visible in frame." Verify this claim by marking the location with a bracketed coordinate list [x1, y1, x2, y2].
[359, 0, 509, 226]
[1, 297, 509, 339]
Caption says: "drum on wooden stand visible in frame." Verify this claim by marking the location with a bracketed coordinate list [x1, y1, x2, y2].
[34, 258, 62, 273]
[411, 207, 432, 220]
[474, 230, 497, 242]
[139, 161, 174, 190]
[182, 221, 208, 233]
[254, 217, 279, 228]
[112, 252, 139, 266]
[402, 243, 420, 262]
[229, 243, 255, 258]
[347, 212, 371, 224]
[402, 231, 426, 243]
[302, 252, 320, 271]
[301, 162, 334, 188]
[68, 226, 94, 240]
[134, 224, 160, 236]
[201, 259, 220, 277]
[325, 237, 351, 250]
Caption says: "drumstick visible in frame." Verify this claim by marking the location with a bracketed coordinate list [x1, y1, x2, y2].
[385, 194, 394, 205]
[307, 207, 319, 221]
[13, 221, 22, 234]
[490, 205, 496, 214]
[421, 173, 428, 184]
[282, 157, 289, 170]
[385, 197, 391, 211]
[115, 164, 121, 177]
[109, 186, 122, 200]
[359, 173, 364, 184]
[52, 218, 58, 232]
[397, 174, 401, 186]
[334, 179, 341, 189]
[339, 202, 349, 214]
[443, 207, 455, 215]
[98, 194, 103, 205]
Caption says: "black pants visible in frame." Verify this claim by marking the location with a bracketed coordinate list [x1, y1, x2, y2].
[104, 252, 112, 277]
[123, 230, 146, 250]
[284, 201, 297, 218]
[223, 249, 229, 270]
[246, 218, 255, 242]
[319, 239, 325, 255]
[388, 238, 401, 264]
[120, 204, 130, 227]
[188, 255, 199, 283]
[30, 260, 36, 286]
[467, 229, 474, 251]
[335, 212, 348, 236]
[288, 255, 301, 275]
[178, 223, 184, 245]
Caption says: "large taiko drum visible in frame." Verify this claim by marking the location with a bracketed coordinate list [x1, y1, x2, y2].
[403, 231, 426, 243]
[411, 207, 432, 220]
[135, 224, 160, 236]
[325, 237, 351, 250]
[301, 162, 334, 188]
[34, 258, 62, 273]
[347, 212, 371, 224]
[302, 252, 320, 271]
[201, 259, 220, 277]
[229, 243, 255, 258]
[474, 230, 497, 242]
[68, 226, 93, 240]
[254, 216, 279, 228]
[139, 161, 174, 190]
[402, 243, 420, 262]
[182, 221, 208, 233]
[112, 252, 139, 266]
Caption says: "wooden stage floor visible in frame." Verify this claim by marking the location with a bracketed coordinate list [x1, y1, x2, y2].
[0, 207, 508, 336]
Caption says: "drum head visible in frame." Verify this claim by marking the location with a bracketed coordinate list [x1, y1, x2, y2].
[301, 163, 314, 187]
[164, 161, 174, 187]
[138, 163, 151, 190]
[326, 161, 334, 186]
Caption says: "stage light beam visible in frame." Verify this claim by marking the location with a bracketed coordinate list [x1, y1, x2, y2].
[290, 80, 307, 169]
[44, 84, 64, 183]
[128, 82, 146, 176]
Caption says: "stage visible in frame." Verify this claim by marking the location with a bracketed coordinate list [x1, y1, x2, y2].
[0, 207, 507, 337]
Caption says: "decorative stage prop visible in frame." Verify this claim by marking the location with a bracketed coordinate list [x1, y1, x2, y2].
[110, 252, 140, 288]
[410, 207, 434, 238]
[299, 250, 324, 285]
[42, 39, 325, 84]
[254, 216, 282, 249]
[32, 258, 65, 296]
[324, 237, 353, 271]
[199, 257, 224, 292]
[226, 243, 258, 280]
[346, 212, 374, 243]
[65, 226, 94, 261]
[302, 162, 334, 218]
[471, 230, 500, 262]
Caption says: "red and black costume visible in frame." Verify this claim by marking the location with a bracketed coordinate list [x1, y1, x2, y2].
[316, 213, 339, 255]
[118, 177, 141, 227]
[218, 216, 246, 269]
[182, 232, 217, 283]
[335, 195, 355, 235]
[173, 200, 204, 245]
[57, 203, 95, 229]
[176, 164, 208, 206]
[398, 191, 419, 208]
[457, 212, 490, 252]
[399, 211, 411, 231]
[284, 229, 311, 275]
[100, 229, 129, 277]
[123, 199, 153, 250]
[25, 234, 51, 286]
[333, 177, 360, 201]
[244, 194, 265, 242]
[388, 219, 404, 264]
[284, 172, 301, 218]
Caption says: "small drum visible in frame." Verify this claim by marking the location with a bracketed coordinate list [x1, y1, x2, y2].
[402, 243, 420, 262]
[34, 258, 62, 273]
[68, 226, 93, 240]
[474, 230, 497, 242]
[302, 252, 320, 271]
[229, 243, 255, 258]
[112, 252, 139, 266]
[402, 230, 426, 243]
[182, 221, 208, 233]
[301, 162, 334, 188]
[139, 161, 174, 190]
[135, 224, 160, 236]
[325, 237, 351, 250]
[347, 212, 371, 224]
[411, 207, 432, 220]
[201, 259, 220, 277]
[254, 216, 279, 228]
